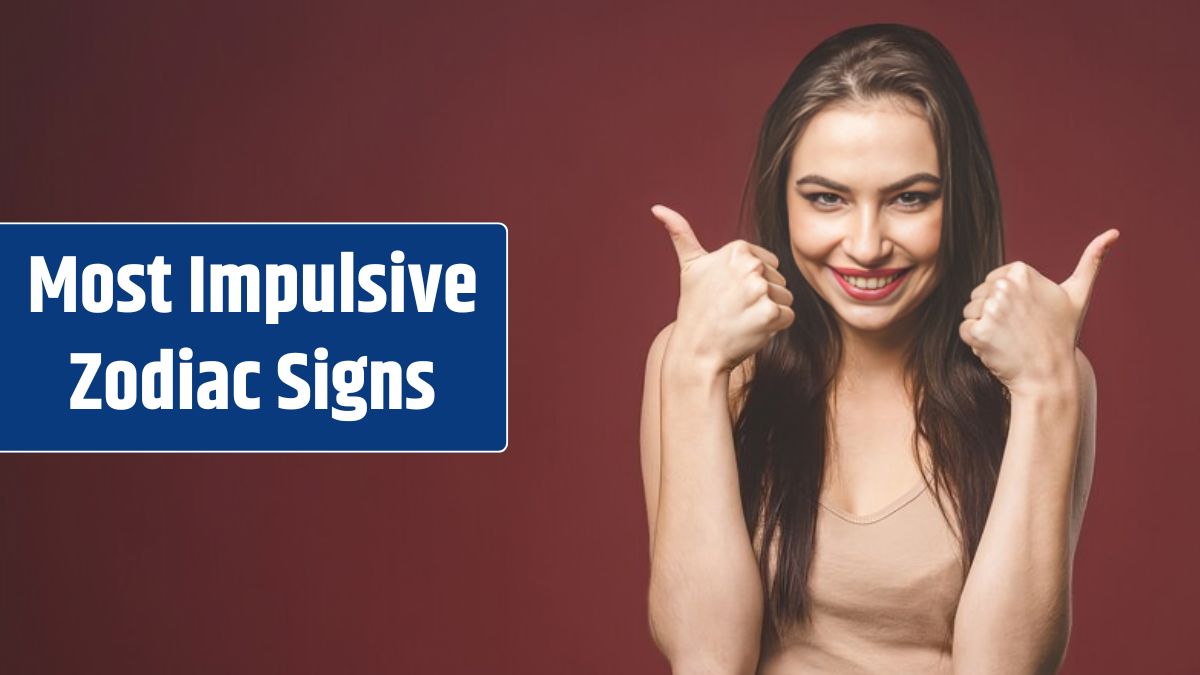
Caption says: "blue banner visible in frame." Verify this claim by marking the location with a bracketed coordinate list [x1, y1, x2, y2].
[0, 223, 508, 451]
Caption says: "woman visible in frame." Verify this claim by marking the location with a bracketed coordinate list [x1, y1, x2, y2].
[639, 23, 1117, 674]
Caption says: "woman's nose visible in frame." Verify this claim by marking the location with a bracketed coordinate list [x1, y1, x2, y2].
[843, 206, 891, 265]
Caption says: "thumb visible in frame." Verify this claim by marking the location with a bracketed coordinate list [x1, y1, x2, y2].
[651, 204, 707, 267]
[1060, 228, 1120, 324]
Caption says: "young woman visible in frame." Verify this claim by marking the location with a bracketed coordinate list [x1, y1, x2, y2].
[640, 23, 1117, 675]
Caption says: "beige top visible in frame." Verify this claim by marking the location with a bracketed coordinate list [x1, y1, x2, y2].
[759, 482, 966, 675]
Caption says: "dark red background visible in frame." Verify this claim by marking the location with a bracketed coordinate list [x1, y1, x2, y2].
[1, 1, 1195, 673]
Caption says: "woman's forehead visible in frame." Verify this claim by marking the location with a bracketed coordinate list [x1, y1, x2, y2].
[789, 103, 938, 186]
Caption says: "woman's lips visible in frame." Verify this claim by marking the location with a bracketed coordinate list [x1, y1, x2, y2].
[829, 266, 909, 278]
[831, 267, 912, 301]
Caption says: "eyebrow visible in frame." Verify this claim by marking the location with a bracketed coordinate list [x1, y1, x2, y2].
[795, 172, 942, 194]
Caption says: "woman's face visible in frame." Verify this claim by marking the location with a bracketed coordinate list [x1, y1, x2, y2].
[786, 96, 943, 337]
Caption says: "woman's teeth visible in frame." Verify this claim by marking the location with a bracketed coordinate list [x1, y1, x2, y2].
[840, 271, 904, 289]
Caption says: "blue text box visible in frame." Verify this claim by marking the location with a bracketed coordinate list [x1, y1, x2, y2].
[0, 223, 508, 452]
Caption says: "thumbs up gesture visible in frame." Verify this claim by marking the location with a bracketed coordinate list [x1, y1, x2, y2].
[652, 204, 796, 375]
[960, 229, 1120, 397]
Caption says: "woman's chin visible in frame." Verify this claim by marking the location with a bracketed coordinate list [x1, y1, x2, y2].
[834, 305, 909, 334]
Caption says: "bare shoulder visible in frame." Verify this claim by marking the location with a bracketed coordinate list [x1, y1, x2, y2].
[640, 322, 677, 548]
[1075, 347, 1097, 402]
[645, 322, 676, 383]
[1070, 346, 1098, 553]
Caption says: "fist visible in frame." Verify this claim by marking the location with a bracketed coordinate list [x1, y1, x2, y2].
[960, 228, 1119, 396]
[652, 204, 795, 374]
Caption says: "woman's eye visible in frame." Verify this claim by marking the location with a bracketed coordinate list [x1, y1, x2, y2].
[895, 191, 933, 208]
[804, 192, 843, 208]
[802, 191, 935, 210]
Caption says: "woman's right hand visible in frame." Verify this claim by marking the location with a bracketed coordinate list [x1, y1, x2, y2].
[652, 204, 796, 375]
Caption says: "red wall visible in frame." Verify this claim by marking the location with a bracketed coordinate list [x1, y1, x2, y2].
[1, 1, 1195, 673]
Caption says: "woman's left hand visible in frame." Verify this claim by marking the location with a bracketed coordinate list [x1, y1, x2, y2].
[960, 229, 1120, 397]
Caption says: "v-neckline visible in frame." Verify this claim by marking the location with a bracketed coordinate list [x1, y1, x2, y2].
[818, 481, 928, 525]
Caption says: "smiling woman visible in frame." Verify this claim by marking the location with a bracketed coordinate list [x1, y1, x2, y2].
[642, 22, 1109, 675]
[786, 98, 944, 334]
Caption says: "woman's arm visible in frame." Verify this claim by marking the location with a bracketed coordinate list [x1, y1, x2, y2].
[951, 347, 1098, 674]
[640, 322, 763, 675]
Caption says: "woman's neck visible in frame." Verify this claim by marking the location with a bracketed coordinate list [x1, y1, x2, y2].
[834, 313, 918, 397]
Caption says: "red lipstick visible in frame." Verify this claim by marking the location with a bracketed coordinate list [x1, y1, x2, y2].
[829, 266, 910, 278]
[829, 266, 912, 301]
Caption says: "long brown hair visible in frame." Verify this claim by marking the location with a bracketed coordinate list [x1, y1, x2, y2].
[732, 23, 1011, 648]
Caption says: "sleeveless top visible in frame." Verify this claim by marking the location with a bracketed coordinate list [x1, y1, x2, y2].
[758, 481, 967, 675]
